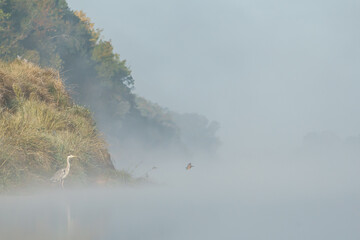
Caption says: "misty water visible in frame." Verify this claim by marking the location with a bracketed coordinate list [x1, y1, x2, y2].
[1, 149, 360, 240]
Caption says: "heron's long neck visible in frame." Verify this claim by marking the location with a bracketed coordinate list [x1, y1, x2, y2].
[66, 157, 71, 171]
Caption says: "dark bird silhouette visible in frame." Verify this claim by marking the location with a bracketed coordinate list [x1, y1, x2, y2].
[186, 163, 194, 170]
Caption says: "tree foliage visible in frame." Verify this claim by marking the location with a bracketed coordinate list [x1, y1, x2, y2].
[0, 0, 220, 160]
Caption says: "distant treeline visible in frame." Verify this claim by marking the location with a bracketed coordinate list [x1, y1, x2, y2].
[0, 0, 220, 159]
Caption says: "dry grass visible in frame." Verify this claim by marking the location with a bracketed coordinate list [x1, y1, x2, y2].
[0, 60, 121, 191]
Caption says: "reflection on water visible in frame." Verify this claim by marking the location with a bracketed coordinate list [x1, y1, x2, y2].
[1, 187, 360, 240]
[0, 190, 110, 240]
[1, 156, 360, 240]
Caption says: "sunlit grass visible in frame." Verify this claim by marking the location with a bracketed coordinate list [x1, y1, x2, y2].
[0, 60, 130, 190]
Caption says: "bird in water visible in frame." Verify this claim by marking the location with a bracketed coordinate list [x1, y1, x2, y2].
[186, 163, 194, 170]
[50, 155, 77, 188]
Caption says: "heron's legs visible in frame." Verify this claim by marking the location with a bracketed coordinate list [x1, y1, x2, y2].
[61, 179, 64, 189]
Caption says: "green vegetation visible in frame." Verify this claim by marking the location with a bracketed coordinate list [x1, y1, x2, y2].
[0, 60, 126, 190]
[0, 0, 220, 188]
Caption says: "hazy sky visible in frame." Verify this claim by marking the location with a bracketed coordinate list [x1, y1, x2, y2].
[66, 0, 360, 153]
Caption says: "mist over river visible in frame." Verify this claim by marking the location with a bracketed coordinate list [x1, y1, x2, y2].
[1, 151, 360, 240]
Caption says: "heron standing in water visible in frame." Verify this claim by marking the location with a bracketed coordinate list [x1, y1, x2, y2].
[51, 155, 77, 188]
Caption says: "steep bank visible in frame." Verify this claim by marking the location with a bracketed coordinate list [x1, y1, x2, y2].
[0, 0, 220, 165]
[0, 60, 121, 190]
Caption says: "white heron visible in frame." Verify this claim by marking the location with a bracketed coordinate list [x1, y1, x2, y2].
[50, 155, 77, 188]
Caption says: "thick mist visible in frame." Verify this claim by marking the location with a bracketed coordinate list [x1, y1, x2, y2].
[1, 149, 360, 239]
[1, 0, 360, 239]
[67, 0, 360, 155]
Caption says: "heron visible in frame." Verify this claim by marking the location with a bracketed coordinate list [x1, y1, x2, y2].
[186, 163, 194, 170]
[50, 155, 77, 188]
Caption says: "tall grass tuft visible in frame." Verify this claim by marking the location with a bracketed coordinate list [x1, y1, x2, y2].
[0, 60, 117, 190]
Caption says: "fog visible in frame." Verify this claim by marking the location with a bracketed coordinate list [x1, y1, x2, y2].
[2, 151, 360, 239]
[67, 0, 360, 154]
[2, 0, 360, 239]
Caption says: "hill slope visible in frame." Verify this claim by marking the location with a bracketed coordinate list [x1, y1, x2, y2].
[0, 60, 118, 190]
[0, 0, 220, 167]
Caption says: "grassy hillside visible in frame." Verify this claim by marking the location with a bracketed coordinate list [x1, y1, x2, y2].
[0, 0, 220, 158]
[0, 59, 123, 191]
